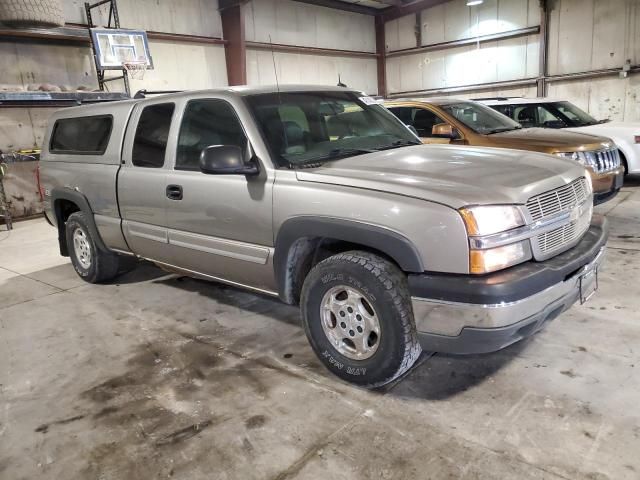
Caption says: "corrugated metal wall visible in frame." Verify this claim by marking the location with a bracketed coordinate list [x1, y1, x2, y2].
[244, 0, 378, 94]
[0, 0, 227, 152]
[386, 0, 640, 122]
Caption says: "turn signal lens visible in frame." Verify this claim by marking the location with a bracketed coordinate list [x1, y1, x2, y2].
[459, 205, 525, 236]
[470, 242, 528, 274]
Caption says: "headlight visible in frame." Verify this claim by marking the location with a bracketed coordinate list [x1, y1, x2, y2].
[460, 205, 530, 274]
[470, 241, 530, 274]
[556, 151, 597, 168]
[459, 205, 525, 236]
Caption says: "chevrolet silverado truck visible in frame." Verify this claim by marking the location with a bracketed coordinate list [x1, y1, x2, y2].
[386, 99, 624, 205]
[41, 85, 608, 387]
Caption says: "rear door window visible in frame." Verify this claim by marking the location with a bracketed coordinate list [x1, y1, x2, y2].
[50, 115, 112, 154]
[132, 103, 175, 168]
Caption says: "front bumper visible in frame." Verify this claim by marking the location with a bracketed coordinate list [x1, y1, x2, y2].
[590, 168, 624, 205]
[410, 216, 608, 355]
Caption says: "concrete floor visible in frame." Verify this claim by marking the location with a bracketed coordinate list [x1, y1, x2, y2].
[1, 179, 640, 480]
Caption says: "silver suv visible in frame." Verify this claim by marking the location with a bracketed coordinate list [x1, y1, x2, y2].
[40, 86, 607, 387]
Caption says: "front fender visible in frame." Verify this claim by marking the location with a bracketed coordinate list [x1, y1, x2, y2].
[274, 216, 424, 302]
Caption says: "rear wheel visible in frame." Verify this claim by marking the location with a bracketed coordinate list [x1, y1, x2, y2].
[301, 251, 421, 388]
[65, 211, 134, 283]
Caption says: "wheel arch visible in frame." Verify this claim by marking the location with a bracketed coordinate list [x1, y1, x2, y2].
[51, 188, 108, 256]
[274, 216, 424, 305]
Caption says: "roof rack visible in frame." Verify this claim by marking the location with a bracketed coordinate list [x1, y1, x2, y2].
[472, 96, 522, 101]
[133, 89, 183, 99]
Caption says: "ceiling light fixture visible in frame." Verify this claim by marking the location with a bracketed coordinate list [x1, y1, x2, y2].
[466, 0, 484, 5]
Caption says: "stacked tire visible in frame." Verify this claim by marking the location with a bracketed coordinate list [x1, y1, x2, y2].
[0, 0, 65, 28]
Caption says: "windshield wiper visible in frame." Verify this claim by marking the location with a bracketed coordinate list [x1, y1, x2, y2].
[485, 126, 522, 135]
[375, 139, 422, 151]
[288, 147, 376, 169]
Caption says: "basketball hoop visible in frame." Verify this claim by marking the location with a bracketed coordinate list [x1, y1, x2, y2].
[123, 61, 149, 80]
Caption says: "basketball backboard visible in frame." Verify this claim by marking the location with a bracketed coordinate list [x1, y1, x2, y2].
[90, 28, 153, 70]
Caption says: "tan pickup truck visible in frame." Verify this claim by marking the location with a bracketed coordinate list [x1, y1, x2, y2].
[40, 86, 607, 387]
[387, 99, 624, 205]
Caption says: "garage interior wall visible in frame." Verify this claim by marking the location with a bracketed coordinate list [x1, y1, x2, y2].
[386, 0, 640, 122]
[0, 0, 227, 152]
[244, 0, 377, 94]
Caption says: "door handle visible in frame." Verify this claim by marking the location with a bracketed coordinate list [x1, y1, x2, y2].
[166, 184, 183, 200]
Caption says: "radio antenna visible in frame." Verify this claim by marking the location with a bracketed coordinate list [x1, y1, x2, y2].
[269, 35, 281, 96]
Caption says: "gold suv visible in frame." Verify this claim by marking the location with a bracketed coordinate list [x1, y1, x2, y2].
[386, 99, 624, 205]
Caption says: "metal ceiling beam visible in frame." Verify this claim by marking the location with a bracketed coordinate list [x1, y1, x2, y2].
[381, 0, 451, 22]
[292, 0, 381, 15]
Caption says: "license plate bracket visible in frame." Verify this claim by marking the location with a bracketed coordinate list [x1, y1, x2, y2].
[579, 267, 599, 304]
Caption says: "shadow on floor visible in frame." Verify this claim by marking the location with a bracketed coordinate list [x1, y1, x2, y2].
[143, 270, 528, 401]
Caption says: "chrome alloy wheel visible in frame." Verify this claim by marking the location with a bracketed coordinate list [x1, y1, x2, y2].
[320, 285, 381, 360]
[73, 227, 92, 269]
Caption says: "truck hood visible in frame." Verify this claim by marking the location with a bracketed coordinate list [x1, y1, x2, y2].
[488, 127, 612, 152]
[295, 144, 587, 209]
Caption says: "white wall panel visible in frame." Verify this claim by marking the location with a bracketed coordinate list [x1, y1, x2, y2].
[386, 35, 538, 94]
[63, 0, 223, 37]
[122, 41, 227, 93]
[0, 109, 51, 152]
[245, 0, 375, 52]
[547, 0, 639, 75]
[246, 50, 377, 94]
[547, 76, 640, 122]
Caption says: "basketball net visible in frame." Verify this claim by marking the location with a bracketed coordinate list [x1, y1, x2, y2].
[123, 61, 149, 80]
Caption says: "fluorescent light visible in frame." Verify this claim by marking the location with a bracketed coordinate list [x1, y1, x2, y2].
[467, 0, 483, 5]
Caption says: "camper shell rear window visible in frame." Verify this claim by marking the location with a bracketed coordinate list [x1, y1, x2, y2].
[50, 115, 113, 154]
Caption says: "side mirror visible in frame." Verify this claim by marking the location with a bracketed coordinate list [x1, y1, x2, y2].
[432, 123, 459, 139]
[199, 145, 259, 176]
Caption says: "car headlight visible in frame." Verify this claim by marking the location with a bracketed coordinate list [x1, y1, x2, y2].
[459, 205, 525, 236]
[556, 151, 597, 168]
[459, 205, 530, 274]
[469, 241, 530, 275]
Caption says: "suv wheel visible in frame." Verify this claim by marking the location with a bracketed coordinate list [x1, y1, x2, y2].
[301, 251, 422, 388]
[65, 211, 133, 283]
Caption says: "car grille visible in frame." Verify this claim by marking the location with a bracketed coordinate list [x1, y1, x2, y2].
[526, 177, 589, 222]
[535, 203, 592, 256]
[593, 147, 621, 174]
[525, 177, 592, 259]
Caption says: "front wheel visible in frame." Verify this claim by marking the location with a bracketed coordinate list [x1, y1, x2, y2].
[300, 251, 422, 388]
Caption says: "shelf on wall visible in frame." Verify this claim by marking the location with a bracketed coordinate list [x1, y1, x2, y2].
[0, 91, 130, 107]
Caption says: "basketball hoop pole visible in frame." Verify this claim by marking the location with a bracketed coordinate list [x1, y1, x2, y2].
[85, 0, 131, 96]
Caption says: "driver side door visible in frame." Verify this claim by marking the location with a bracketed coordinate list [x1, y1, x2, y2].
[163, 97, 275, 292]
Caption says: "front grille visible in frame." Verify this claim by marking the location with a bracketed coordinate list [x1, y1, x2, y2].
[593, 147, 621, 174]
[535, 203, 592, 256]
[526, 177, 589, 222]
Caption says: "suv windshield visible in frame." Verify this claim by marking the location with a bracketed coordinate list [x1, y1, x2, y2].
[543, 101, 599, 127]
[244, 91, 421, 167]
[440, 101, 522, 135]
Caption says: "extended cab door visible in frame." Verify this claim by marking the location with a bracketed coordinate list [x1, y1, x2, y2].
[163, 96, 275, 292]
[118, 100, 176, 262]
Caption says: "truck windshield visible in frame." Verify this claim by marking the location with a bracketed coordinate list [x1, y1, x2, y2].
[244, 91, 421, 167]
[440, 101, 522, 135]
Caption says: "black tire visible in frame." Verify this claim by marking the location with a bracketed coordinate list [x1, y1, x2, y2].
[0, 0, 64, 27]
[620, 151, 628, 176]
[300, 251, 422, 388]
[65, 211, 130, 283]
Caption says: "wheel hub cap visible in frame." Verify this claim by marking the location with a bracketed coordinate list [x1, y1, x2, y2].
[73, 227, 91, 269]
[320, 285, 381, 360]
